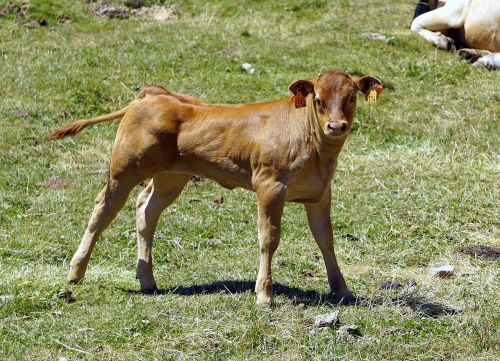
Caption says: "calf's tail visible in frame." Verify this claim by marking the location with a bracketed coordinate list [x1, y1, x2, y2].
[46, 105, 131, 140]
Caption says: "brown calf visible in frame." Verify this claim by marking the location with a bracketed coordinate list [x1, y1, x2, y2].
[48, 71, 383, 307]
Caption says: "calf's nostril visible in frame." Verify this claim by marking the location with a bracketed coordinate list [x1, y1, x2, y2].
[340, 123, 347, 132]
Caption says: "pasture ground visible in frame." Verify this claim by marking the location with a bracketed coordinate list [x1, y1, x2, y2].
[0, 0, 498, 359]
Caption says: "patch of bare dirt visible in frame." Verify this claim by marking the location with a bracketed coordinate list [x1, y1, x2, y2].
[6, 108, 29, 118]
[56, 290, 75, 303]
[0, 2, 28, 18]
[403, 294, 460, 318]
[304, 269, 321, 279]
[458, 245, 500, 261]
[38, 176, 79, 189]
[0, 2, 58, 28]
[341, 233, 360, 242]
[89, 2, 180, 21]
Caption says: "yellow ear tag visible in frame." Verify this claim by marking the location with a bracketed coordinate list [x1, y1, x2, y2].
[367, 88, 378, 103]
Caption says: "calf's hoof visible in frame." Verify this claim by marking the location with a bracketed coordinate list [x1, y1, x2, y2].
[256, 293, 274, 308]
[67, 268, 85, 284]
[140, 285, 159, 295]
[331, 290, 357, 305]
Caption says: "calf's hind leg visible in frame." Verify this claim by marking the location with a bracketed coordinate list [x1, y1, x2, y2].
[67, 176, 140, 283]
[135, 172, 190, 293]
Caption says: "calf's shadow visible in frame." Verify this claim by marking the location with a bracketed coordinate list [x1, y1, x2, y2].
[121, 280, 364, 307]
[120, 280, 459, 316]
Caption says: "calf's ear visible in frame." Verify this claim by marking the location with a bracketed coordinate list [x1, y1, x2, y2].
[353, 76, 383, 98]
[288, 79, 315, 108]
[288, 79, 315, 96]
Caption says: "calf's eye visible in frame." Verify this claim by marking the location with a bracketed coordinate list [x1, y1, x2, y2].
[349, 96, 355, 103]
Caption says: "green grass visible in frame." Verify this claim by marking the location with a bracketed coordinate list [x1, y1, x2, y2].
[1, 0, 499, 359]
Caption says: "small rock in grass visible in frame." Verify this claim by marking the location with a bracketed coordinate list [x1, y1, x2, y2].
[429, 264, 454, 278]
[336, 324, 362, 340]
[379, 280, 403, 289]
[314, 310, 340, 329]
[241, 63, 255, 74]
[58, 357, 68, 361]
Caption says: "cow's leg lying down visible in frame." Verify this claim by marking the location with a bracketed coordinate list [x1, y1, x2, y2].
[411, 1, 466, 50]
[458, 49, 500, 69]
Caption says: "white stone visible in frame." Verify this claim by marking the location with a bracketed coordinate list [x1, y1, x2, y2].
[314, 310, 340, 328]
[241, 63, 255, 74]
[429, 264, 454, 278]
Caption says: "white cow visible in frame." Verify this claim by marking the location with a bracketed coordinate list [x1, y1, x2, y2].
[411, 0, 500, 68]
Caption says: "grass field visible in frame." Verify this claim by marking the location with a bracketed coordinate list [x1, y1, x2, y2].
[0, 0, 499, 359]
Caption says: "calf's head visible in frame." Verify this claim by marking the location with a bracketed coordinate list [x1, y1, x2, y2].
[289, 72, 382, 138]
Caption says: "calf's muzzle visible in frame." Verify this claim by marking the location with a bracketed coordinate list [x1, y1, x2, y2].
[327, 121, 349, 136]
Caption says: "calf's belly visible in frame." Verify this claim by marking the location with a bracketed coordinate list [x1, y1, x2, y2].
[170, 156, 254, 190]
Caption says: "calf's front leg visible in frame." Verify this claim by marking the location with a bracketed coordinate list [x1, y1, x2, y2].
[304, 187, 354, 303]
[254, 182, 286, 307]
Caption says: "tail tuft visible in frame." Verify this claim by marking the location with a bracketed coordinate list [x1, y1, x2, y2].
[46, 120, 89, 140]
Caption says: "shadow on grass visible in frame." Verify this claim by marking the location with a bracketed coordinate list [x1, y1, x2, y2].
[119, 280, 363, 307]
[118, 281, 460, 315]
